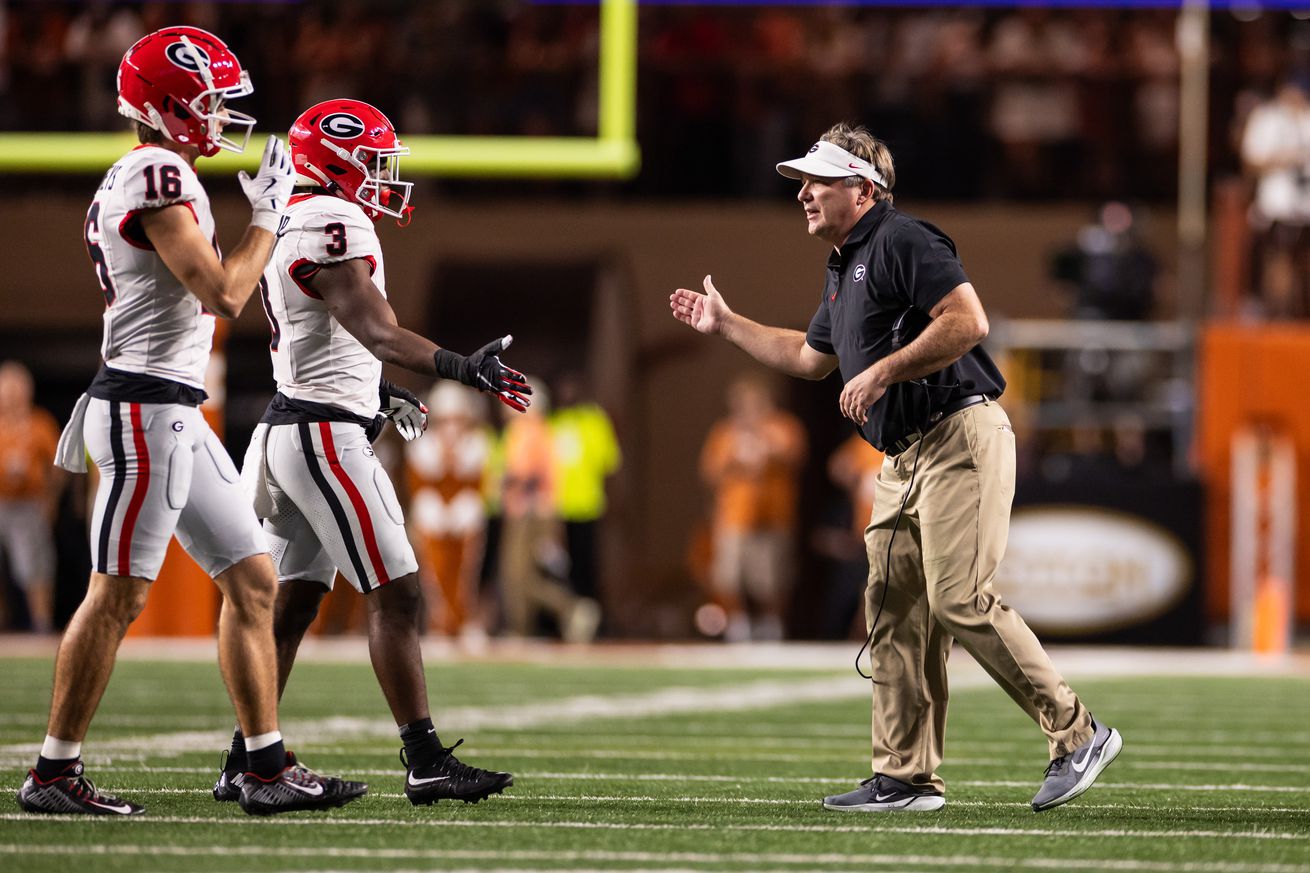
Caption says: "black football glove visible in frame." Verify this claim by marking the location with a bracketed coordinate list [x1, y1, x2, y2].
[379, 378, 428, 441]
[433, 334, 532, 413]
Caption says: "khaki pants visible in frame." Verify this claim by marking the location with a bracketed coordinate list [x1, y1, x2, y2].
[499, 514, 580, 637]
[863, 400, 1092, 793]
[710, 528, 791, 605]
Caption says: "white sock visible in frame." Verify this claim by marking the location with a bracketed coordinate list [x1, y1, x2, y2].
[243, 730, 282, 752]
[41, 736, 81, 761]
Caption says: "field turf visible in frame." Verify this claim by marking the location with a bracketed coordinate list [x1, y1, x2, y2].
[0, 644, 1307, 872]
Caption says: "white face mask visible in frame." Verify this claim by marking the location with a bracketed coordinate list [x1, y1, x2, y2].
[177, 34, 255, 154]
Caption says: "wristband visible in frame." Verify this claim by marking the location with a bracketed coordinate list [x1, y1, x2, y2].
[250, 206, 280, 234]
[432, 348, 469, 384]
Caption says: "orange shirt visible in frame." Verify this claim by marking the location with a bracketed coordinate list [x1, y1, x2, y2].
[405, 426, 489, 504]
[0, 407, 59, 500]
[700, 412, 806, 531]
[830, 434, 884, 533]
[404, 424, 491, 537]
[501, 415, 556, 519]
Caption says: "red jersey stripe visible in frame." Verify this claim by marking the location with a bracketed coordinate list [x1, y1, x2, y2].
[117, 403, 151, 575]
[317, 422, 389, 586]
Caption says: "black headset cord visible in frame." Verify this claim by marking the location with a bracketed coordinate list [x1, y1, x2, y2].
[853, 377, 963, 681]
[854, 427, 924, 681]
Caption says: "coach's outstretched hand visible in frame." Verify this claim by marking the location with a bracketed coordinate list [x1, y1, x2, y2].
[433, 335, 533, 413]
[238, 135, 295, 233]
[670, 275, 732, 336]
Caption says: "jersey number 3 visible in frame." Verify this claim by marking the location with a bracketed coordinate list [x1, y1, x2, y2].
[325, 222, 347, 256]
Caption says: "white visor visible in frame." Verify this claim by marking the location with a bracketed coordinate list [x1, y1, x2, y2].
[777, 140, 887, 187]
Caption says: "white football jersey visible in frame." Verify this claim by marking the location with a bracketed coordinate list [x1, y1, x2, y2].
[86, 145, 217, 390]
[259, 194, 386, 419]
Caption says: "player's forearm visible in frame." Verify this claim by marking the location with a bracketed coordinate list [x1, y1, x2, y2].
[720, 314, 823, 379]
[362, 323, 442, 375]
[209, 227, 276, 318]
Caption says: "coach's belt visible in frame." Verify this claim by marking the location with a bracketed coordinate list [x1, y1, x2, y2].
[885, 394, 991, 458]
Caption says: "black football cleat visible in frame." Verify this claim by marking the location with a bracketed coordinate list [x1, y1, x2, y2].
[237, 751, 367, 816]
[16, 761, 145, 816]
[402, 738, 513, 806]
[213, 771, 241, 802]
[212, 750, 241, 802]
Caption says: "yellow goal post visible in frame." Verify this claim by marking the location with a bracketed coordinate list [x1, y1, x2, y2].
[0, 0, 639, 179]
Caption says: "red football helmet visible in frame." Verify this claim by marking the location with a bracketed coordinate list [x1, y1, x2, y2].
[289, 99, 413, 223]
[117, 26, 255, 157]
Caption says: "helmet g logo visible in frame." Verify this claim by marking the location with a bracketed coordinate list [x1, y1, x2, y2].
[320, 113, 365, 139]
[165, 41, 211, 72]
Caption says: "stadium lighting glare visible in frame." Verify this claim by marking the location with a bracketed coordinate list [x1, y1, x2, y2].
[0, 0, 639, 179]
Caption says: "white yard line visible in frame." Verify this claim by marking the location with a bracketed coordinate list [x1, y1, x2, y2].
[5, 637, 1310, 674]
[4, 786, 1306, 815]
[0, 844, 1305, 873]
[270, 745, 1310, 775]
[1, 645, 1305, 765]
[0, 812, 1305, 842]
[5, 766, 1309, 797]
[0, 675, 872, 759]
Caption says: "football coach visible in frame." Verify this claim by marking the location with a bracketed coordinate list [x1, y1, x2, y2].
[669, 122, 1121, 813]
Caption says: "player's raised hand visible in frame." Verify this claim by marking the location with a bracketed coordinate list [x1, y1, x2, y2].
[238, 135, 294, 232]
[670, 275, 731, 336]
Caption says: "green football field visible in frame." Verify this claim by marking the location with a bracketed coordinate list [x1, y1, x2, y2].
[0, 645, 1307, 872]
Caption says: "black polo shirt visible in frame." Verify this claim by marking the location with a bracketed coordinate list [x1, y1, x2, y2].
[805, 201, 1005, 451]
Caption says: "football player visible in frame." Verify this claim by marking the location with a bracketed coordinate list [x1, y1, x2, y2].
[17, 27, 366, 817]
[211, 99, 528, 806]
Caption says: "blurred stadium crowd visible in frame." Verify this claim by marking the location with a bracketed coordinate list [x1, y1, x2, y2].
[3, 2, 1309, 645]
[3, 1, 1308, 200]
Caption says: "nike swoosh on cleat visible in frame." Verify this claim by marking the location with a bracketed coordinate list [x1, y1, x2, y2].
[1070, 744, 1095, 773]
[282, 781, 325, 796]
[88, 800, 136, 814]
[407, 773, 453, 787]
[873, 793, 900, 802]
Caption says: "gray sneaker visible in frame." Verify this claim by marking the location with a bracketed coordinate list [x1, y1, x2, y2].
[822, 774, 945, 812]
[1031, 718, 1122, 811]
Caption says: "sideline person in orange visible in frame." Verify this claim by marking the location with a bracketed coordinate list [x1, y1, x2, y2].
[0, 361, 62, 633]
[829, 433, 883, 541]
[821, 433, 884, 638]
[497, 379, 600, 643]
[699, 374, 806, 641]
[405, 382, 491, 640]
